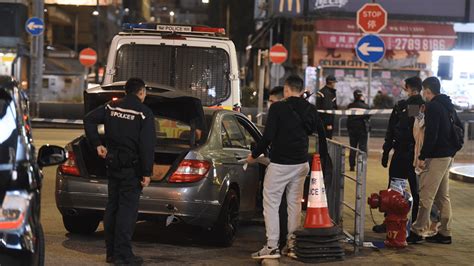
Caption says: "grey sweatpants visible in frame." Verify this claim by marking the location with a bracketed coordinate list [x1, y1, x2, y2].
[263, 162, 310, 248]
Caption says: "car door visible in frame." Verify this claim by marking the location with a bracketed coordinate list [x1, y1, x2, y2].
[220, 114, 259, 214]
[234, 115, 266, 213]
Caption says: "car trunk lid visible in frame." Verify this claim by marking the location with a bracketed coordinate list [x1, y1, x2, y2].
[72, 83, 206, 181]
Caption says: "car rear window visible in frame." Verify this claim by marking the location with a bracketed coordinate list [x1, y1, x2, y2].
[114, 44, 230, 106]
[155, 116, 190, 140]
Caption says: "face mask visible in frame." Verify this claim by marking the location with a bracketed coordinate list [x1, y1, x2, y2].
[400, 89, 408, 98]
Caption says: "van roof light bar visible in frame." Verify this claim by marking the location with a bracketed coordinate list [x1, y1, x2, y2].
[122, 23, 226, 36]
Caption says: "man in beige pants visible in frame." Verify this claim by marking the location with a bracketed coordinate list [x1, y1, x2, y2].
[407, 77, 463, 244]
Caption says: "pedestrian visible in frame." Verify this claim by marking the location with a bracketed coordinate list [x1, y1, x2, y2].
[247, 75, 328, 259]
[268, 86, 284, 107]
[316, 75, 338, 138]
[266, 85, 289, 249]
[377, 76, 424, 233]
[373, 90, 394, 109]
[407, 76, 463, 244]
[346, 90, 370, 171]
[413, 104, 441, 236]
[84, 78, 156, 264]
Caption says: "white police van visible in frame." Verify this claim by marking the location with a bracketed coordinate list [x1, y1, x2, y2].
[102, 24, 240, 110]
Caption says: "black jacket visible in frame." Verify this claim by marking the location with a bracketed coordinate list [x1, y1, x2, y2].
[316, 86, 337, 126]
[383, 94, 424, 154]
[84, 94, 156, 177]
[346, 100, 370, 133]
[419, 94, 462, 160]
[252, 97, 328, 164]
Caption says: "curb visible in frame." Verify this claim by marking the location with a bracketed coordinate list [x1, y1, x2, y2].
[449, 166, 474, 183]
[31, 118, 83, 125]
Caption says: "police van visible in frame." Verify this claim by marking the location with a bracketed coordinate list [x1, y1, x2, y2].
[102, 24, 240, 111]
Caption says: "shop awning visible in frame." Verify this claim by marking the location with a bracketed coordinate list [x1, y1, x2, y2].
[316, 19, 456, 51]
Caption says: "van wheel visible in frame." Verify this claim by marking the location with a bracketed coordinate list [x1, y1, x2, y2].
[63, 215, 100, 234]
[213, 189, 239, 247]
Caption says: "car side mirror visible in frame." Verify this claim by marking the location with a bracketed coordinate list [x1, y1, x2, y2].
[37, 145, 67, 168]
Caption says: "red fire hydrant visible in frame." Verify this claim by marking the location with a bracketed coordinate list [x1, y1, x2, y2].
[368, 189, 411, 248]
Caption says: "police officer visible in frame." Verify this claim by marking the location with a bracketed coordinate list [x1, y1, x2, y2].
[346, 90, 370, 171]
[377, 76, 424, 233]
[316, 75, 338, 138]
[84, 78, 155, 264]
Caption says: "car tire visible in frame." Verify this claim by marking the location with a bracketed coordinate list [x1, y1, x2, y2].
[213, 189, 239, 247]
[63, 215, 100, 234]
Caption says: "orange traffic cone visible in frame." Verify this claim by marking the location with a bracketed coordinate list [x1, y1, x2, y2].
[304, 154, 333, 228]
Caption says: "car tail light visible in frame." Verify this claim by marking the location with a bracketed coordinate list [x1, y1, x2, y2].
[169, 160, 211, 183]
[59, 151, 80, 176]
[0, 190, 29, 230]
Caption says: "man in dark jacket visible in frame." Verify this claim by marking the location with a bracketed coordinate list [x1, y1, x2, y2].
[408, 77, 463, 244]
[346, 90, 370, 171]
[378, 76, 424, 233]
[84, 78, 156, 264]
[248, 75, 328, 259]
[316, 75, 338, 138]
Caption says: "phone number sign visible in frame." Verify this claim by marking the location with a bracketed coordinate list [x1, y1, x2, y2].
[320, 35, 455, 51]
[389, 37, 449, 51]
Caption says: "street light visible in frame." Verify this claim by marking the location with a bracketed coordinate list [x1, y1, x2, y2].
[169, 11, 175, 24]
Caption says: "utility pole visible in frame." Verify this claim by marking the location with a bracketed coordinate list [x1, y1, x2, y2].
[95, 0, 100, 84]
[257, 49, 267, 126]
[29, 0, 44, 117]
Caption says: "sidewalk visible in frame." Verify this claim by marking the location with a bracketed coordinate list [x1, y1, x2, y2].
[299, 136, 474, 265]
[332, 136, 474, 162]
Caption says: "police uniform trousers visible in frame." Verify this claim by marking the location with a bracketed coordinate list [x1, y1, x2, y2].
[348, 129, 368, 169]
[388, 147, 419, 223]
[104, 167, 142, 260]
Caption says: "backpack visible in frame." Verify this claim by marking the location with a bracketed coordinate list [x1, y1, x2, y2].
[448, 110, 464, 151]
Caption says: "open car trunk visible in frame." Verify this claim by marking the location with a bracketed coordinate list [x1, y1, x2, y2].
[76, 82, 206, 181]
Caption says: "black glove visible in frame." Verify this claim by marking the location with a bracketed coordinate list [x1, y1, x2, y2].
[381, 152, 389, 168]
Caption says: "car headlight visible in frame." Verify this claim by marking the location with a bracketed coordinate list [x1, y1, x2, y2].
[0, 190, 30, 230]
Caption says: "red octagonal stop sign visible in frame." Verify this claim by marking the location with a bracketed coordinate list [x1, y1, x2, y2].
[357, 3, 387, 34]
[269, 44, 288, 64]
[79, 48, 97, 67]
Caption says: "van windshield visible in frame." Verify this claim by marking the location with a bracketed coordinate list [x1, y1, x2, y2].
[114, 44, 230, 106]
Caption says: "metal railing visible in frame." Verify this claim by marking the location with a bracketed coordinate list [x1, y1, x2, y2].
[460, 120, 474, 158]
[318, 137, 367, 253]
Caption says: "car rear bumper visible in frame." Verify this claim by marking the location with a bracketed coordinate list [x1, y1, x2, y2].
[56, 173, 223, 228]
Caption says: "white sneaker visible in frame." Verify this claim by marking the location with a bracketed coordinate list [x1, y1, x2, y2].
[251, 245, 281, 259]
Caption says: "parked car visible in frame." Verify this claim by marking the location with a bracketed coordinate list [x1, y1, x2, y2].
[0, 76, 67, 265]
[55, 82, 266, 246]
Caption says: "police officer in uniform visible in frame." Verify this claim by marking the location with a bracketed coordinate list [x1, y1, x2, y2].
[316, 75, 338, 138]
[377, 76, 424, 233]
[84, 78, 155, 264]
[346, 90, 370, 171]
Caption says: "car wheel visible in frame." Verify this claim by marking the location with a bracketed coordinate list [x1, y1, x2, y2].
[213, 189, 239, 247]
[63, 215, 100, 234]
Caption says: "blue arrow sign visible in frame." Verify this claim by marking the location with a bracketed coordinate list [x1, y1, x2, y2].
[25, 17, 45, 36]
[355, 34, 385, 63]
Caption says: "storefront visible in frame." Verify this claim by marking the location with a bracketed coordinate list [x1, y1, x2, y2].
[292, 18, 457, 107]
